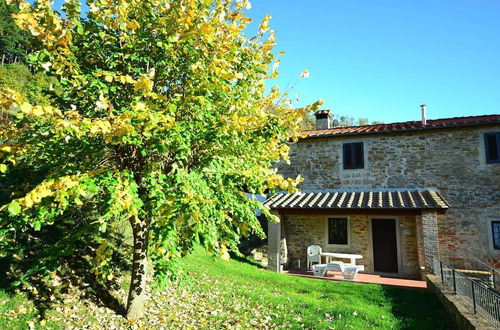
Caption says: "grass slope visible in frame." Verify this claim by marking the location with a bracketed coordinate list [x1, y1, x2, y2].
[173, 249, 452, 329]
[0, 247, 452, 329]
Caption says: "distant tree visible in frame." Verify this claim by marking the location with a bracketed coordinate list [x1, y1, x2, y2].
[0, 0, 321, 320]
[0, 0, 30, 64]
[336, 115, 353, 126]
[299, 111, 316, 130]
[331, 114, 381, 127]
[358, 118, 368, 126]
[297, 113, 381, 130]
[0, 63, 56, 105]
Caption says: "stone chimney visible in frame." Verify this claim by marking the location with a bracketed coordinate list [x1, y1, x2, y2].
[314, 110, 332, 130]
[420, 104, 427, 126]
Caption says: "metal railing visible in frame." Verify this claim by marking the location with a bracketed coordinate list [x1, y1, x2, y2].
[440, 255, 500, 290]
[433, 257, 500, 328]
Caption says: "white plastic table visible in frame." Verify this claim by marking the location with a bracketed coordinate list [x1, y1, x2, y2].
[320, 252, 363, 266]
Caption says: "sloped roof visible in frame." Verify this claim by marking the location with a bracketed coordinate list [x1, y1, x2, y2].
[264, 188, 450, 210]
[304, 115, 500, 138]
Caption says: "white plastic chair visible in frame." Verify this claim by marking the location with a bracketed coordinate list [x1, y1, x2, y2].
[326, 261, 345, 272]
[307, 245, 322, 270]
[312, 261, 363, 279]
[341, 266, 361, 279]
[312, 264, 327, 276]
[327, 261, 362, 279]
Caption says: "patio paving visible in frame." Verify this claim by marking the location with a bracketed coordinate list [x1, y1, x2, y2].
[283, 270, 427, 289]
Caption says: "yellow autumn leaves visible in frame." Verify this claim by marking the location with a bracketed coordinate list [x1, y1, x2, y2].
[134, 76, 154, 93]
[0, 87, 175, 144]
[0, 145, 13, 153]
[93, 240, 114, 281]
[10, 0, 77, 76]
[0, 174, 82, 218]
[22, 176, 81, 208]
[0, 144, 21, 173]
[94, 71, 154, 94]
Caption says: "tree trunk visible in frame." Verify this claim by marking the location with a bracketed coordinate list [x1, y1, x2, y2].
[126, 218, 150, 320]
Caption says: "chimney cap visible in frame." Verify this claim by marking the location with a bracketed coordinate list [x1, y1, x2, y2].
[314, 109, 331, 118]
[314, 109, 332, 130]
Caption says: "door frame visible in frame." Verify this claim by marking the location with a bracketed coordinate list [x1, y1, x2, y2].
[369, 216, 402, 274]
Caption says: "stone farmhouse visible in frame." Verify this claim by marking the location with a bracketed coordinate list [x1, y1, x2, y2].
[265, 109, 500, 279]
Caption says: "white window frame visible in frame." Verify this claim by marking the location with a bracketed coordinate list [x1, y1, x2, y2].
[486, 217, 500, 254]
[325, 217, 351, 248]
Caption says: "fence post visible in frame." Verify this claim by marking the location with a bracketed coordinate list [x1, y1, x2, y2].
[440, 260, 444, 284]
[452, 269, 456, 293]
[471, 281, 477, 314]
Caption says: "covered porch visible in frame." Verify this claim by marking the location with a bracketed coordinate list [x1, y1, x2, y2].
[265, 188, 450, 280]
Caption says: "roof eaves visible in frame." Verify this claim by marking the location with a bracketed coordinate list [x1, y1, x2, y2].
[302, 119, 500, 140]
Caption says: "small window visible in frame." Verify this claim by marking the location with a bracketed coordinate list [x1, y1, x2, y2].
[328, 218, 348, 245]
[343, 142, 364, 169]
[491, 221, 500, 250]
[485, 132, 500, 163]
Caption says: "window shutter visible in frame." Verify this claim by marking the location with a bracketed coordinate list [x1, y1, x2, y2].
[492, 221, 500, 250]
[343, 142, 364, 169]
[355, 142, 364, 168]
[485, 133, 500, 163]
[343, 144, 351, 169]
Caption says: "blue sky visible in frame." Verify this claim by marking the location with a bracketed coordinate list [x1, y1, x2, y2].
[245, 0, 500, 123]
[49, 0, 500, 123]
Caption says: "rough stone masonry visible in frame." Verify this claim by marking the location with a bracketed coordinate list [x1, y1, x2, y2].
[272, 113, 500, 276]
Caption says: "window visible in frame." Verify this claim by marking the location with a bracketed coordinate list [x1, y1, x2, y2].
[328, 218, 348, 245]
[343, 142, 364, 169]
[491, 221, 500, 250]
[485, 132, 500, 163]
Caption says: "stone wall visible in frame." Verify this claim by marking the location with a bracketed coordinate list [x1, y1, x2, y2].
[400, 215, 420, 276]
[278, 125, 500, 268]
[427, 274, 496, 329]
[283, 214, 420, 277]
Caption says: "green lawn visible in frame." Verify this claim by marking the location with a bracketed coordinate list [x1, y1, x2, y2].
[0, 248, 452, 329]
[171, 249, 452, 329]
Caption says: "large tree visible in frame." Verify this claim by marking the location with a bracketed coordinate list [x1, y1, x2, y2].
[0, 0, 320, 319]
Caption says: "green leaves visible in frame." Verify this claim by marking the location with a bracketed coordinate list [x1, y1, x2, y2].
[7, 201, 21, 216]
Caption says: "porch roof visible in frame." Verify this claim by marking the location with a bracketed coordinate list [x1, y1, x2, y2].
[264, 188, 450, 210]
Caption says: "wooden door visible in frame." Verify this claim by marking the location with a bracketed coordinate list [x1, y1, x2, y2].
[372, 219, 398, 273]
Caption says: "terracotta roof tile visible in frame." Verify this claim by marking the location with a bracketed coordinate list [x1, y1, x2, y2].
[265, 188, 450, 210]
[304, 114, 500, 138]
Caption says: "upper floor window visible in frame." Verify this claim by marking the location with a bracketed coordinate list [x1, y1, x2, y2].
[328, 218, 349, 245]
[491, 221, 500, 250]
[485, 132, 500, 163]
[343, 142, 364, 169]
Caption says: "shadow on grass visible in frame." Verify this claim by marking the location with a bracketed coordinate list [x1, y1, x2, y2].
[229, 252, 264, 269]
[381, 285, 454, 329]
[0, 221, 132, 319]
